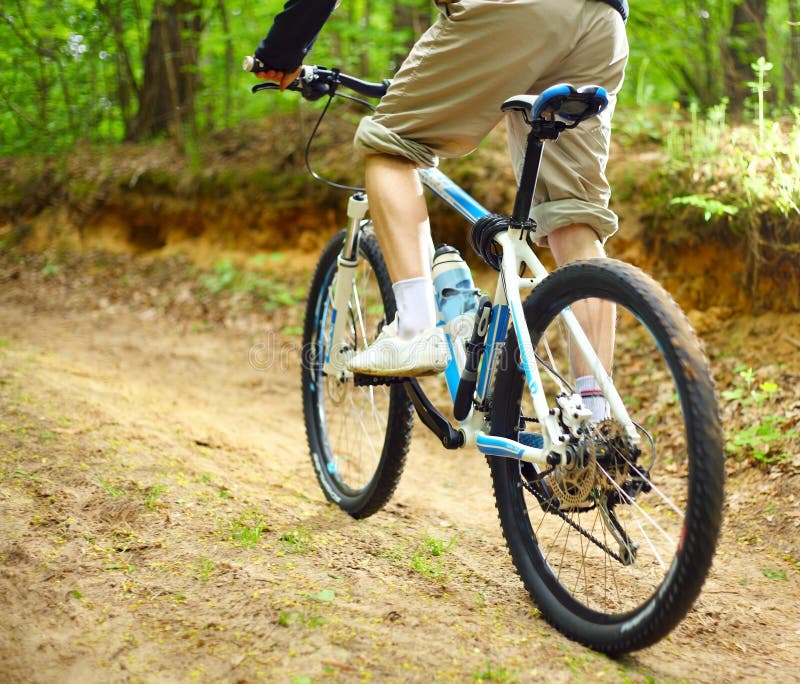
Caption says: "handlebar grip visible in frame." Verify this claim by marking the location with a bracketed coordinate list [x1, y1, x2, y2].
[242, 56, 265, 72]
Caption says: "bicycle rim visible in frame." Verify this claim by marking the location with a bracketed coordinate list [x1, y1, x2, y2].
[490, 259, 724, 653]
[302, 229, 412, 517]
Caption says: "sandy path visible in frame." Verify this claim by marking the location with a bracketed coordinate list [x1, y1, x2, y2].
[1, 259, 799, 683]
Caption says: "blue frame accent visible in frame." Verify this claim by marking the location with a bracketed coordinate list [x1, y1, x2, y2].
[476, 304, 510, 401]
[324, 306, 336, 364]
[418, 166, 500, 407]
[508, 300, 539, 396]
[442, 331, 461, 402]
[476, 434, 526, 459]
[418, 168, 490, 224]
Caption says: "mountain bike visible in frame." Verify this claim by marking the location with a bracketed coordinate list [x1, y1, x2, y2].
[246, 60, 725, 655]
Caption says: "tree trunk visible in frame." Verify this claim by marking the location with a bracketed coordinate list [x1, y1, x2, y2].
[724, 0, 769, 113]
[392, 0, 432, 70]
[97, 0, 141, 139]
[128, 0, 203, 143]
[216, 0, 233, 129]
[786, 0, 800, 105]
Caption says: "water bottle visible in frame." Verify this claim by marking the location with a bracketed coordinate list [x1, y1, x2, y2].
[431, 245, 479, 329]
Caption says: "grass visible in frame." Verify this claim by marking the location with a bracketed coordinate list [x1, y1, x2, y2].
[472, 662, 515, 682]
[201, 258, 307, 312]
[410, 532, 456, 579]
[226, 509, 268, 547]
[99, 478, 126, 498]
[280, 527, 311, 554]
[193, 557, 215, 581]
[143, 484, 167, 510]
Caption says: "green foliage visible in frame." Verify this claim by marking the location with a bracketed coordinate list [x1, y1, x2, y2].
[625, 3, 797, 110]
[670, 195, 739, 222]
[307, 588, 335, 602]
[409, 532, 455, 579]
[721, 367, 780, 407]
[143, 483, 167, 510]
[727, 416, 793, 464]
[640, 57, 800, 275]
[747, 57, 774, 142]
[201, 258, 306, 311]
[226, 509, 268, 547]
[722, 367, 798, 465]
[762, 567, 787, 581]
[472, 661, 515, 682]
[280, 527, 311, 554]
[2, 1, 799, 153]
[193, 557, 215, 581]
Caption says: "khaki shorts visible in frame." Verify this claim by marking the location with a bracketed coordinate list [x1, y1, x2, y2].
[353, 0, 629, 242]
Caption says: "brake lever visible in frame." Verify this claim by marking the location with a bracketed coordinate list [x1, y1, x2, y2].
[251, 82, 280, 93]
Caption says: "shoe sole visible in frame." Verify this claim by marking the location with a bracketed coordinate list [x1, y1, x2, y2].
[348, 363, 446, 378]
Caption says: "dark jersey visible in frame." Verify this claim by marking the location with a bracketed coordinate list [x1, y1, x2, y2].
[255, 0, 629, 72]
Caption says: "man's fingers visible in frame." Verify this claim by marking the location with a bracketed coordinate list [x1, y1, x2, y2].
[254, 68, 280, 81]
[279, 67, 302, 91]
[253, 67, 301, 90]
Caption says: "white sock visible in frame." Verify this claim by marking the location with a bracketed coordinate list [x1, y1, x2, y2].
[576, 375, 610, 423]
[393, 277, 437, 339]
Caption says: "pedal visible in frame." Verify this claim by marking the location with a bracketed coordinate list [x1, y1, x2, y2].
[353, 373, 408, 386]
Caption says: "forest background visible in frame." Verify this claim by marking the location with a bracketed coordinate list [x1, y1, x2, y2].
[1, 0, 799, 307]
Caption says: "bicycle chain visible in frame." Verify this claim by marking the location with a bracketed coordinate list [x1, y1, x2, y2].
[521, 477, 625, 565]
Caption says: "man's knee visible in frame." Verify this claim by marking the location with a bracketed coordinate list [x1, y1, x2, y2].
[547, 223, 606, 264]
[354, 117, 437, 168]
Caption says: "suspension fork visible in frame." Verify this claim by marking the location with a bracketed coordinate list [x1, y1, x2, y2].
[322, 193, 369, 377]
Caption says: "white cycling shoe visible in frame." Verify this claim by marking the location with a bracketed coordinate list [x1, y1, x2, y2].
[347, 319, 449, 377]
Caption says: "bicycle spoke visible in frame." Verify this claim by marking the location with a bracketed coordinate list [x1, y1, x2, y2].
[303, 230, 412, 515]
[493, 260, 722, 635]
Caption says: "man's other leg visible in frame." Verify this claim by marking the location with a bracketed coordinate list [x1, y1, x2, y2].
[548, 223, 615, 421]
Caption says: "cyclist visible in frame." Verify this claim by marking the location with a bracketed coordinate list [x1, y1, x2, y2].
[254, 0, 629, 421]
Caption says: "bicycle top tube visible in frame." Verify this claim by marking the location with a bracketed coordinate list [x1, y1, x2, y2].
[418, 168, 490, 225]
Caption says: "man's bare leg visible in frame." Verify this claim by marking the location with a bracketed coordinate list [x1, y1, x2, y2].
[346, 153, 448, 376]
[548, 223, 615, 419]
[362, 153, 438, 340]
[364, 154, 431, 282]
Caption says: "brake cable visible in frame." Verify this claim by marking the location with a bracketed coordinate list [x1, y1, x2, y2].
[302, 86, 377, 193]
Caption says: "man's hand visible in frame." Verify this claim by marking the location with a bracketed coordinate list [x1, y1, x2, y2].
[254, 67, 302, 91]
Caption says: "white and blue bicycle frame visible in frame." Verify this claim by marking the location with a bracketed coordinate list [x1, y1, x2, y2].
[325, 164, 639, 470]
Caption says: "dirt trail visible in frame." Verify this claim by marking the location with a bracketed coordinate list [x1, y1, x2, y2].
[1, 250, 799, 683]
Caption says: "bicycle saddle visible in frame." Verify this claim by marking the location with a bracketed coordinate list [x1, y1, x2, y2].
[501, 83, 609, 123]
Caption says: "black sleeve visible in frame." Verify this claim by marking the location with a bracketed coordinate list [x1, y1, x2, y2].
[254, 0, 338, 72]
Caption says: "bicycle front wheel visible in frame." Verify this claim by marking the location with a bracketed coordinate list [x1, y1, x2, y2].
[490, 258, 724, 654]
[302, 227, 413, 518]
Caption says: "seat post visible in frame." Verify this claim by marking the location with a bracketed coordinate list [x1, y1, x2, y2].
[510, 130, 544, 229]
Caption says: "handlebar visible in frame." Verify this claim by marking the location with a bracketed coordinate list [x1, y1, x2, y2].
[243, 58, 390, 101]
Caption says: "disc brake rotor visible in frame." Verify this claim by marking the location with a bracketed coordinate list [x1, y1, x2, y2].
[546, 438, 597, 507]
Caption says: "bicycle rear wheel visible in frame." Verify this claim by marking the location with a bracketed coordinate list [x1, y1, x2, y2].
[302, 227, 413, 518]
[489, 258, 724, 654]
